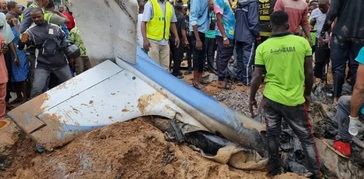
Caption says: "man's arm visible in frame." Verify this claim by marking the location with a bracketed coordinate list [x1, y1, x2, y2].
[180, 16, 189, 46]
[351, 65, 364, 117]
[216, 13, 226, 38]
[19, 8, 33, 33]
[321, 0, 340, 36]
[8, 42, 19, 66]
[248, 2, 260, 38]
[189, 0, 203, 50]
[304, 56, 314, 99]
[301, 7, 311, 40]
[249, 66, 265, 117]
[141, 2, 152, 51]
[170, 22, 180, 47]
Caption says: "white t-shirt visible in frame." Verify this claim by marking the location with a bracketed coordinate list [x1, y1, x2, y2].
[137, 14, 143, 47]
[310, 8, 326, 38]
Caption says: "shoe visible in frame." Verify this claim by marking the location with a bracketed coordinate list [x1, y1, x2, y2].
[333, 140, 351, 157]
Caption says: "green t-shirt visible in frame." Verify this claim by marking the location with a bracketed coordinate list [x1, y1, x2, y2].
[255, 34, 312, 106]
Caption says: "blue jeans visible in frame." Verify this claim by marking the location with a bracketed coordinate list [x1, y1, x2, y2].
[330, 35, 363, 98]
[30, 65, 73, 97]
[235, 41, 255, 84]
[335, 95, 364, 142]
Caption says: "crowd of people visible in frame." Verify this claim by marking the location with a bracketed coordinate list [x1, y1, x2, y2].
[0, 0, 362, 178]
[0, 0, 88, 121]
[138, 0, 364, 178]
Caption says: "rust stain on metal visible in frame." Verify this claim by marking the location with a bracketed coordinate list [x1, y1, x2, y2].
[31, 113, 69, 150]
[8, 94, 49, 134]
[137, 93, 165, 114]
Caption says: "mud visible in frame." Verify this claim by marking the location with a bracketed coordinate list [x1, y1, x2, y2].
[1, 119, 304, 179]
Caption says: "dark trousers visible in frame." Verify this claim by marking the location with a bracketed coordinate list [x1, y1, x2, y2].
[205, 37, 216, 72]
[236, 40, 255, 84]
[192, 32, 206, 72]
[314, 43, 330, 80]
[5, 50, 12, 102]
[216, 36, 234, 81]
[26, 53, 36, 98]
[330, 35, 363, 98]
[186, 35, 194, 70]
[263, 97, 320, 177]
[170, 39, 183, 76]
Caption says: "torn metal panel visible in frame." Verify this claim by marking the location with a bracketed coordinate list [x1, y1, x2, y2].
[8, 60, 207, 150]
[69, 0, 137, 64]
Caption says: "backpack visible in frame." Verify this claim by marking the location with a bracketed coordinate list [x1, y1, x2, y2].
[41, 37, 60, 57]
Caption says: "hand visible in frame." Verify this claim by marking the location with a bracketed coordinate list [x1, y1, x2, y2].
[223, 38, 230, 47]
[195, 39, 203, 50]
[0, 45, 8, 54]
[68, 58, 76, 67]
[249, 98, 258, 118]
[183, 39, 189, 47]
[256, 36, 262, 44]
[304, 94, 311, 111]
[143, 38, 151, 51]
[349, 116, 364, 136]
[174, 37, 180, 48]
[20, 33, 29, 43]
[13, 57, 20, 67]
[11, 18, 18, 26]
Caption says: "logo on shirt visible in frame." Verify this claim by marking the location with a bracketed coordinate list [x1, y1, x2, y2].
[270, 46, 296, 54]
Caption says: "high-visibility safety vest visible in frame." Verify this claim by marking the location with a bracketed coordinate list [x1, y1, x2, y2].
[147, 0, 173, 41]
[44, 11, 53, 23]
[19, 3, 38, 22]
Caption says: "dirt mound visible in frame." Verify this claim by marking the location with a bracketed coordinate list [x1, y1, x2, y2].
[6, 119, 303, 179]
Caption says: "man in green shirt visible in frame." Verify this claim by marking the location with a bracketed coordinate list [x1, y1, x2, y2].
[249, 11, 320, 178]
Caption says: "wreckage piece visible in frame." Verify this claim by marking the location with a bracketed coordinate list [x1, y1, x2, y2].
[69, 0, 138, 64]
[8, 0, 265, 152]
[8, 51, 265, 152]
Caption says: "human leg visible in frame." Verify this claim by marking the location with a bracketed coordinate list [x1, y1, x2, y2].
[330, 35, 349, 99]
[263, 98, 283, 176]
[192, 32, 206, 88]
[241, 41, 255, 85]
[281, 104, 320, 178]
[171, 42, 183, 77]
[216, 37, 234, 86]
[30, 68, 51, 98]
[314, 44, 330, 80]
[148, 41, 161, 65]
[235, 41, 244, 82]
[53, 65, 73, 83]
[160, 44, 170, 70]
[0, 83, 6, 118]
[205, 37, 216, 73]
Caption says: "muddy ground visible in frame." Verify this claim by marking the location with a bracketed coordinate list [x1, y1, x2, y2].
[0, 119, 306, 179]
[0, 72, 310, 179]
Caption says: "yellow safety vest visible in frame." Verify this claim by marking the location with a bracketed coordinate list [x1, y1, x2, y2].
[19, 3, 38, 22]
[44, 11, 53, 23]
[147, 0, 173, 41]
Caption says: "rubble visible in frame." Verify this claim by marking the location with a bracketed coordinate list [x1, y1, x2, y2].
[1, 118, 304, 179]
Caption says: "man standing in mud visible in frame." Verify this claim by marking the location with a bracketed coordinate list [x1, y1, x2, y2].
[249, 11, 320, 178]
[319, 0, 364, 103]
